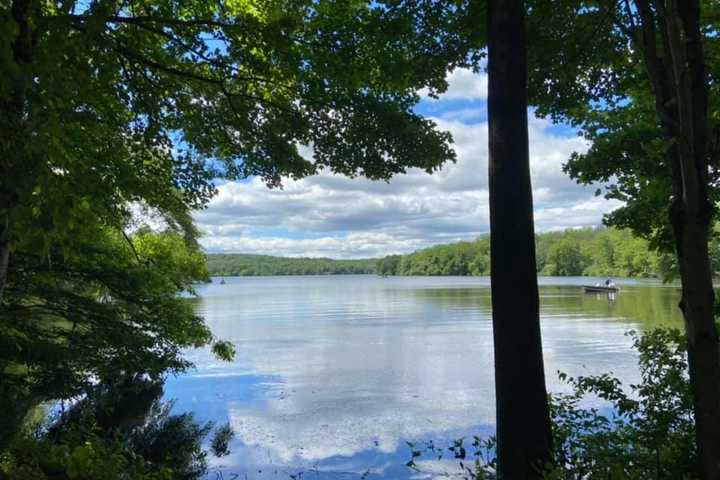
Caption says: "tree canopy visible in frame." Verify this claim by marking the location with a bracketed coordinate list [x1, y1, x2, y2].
[375, 227, 687, 279]
[524, 0, 720, 250]
[525, 2, 720, 474]
[207, 253, 377, 276]
[0, 0, 482, 456]
[0, 0, 485, 299]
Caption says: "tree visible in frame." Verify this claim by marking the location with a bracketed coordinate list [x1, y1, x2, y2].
[376, 255, 402, 276]
[542, 236, 588, 276]
[525, 1, 720, 476]
[0, 0, 485, 452]
[487, 0, 553, 476]
[0, 0, 482, 302]
[0, 225, 222, 449]
[1, 374, 235, 479]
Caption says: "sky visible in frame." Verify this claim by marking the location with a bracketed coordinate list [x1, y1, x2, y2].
[196, 68, 621, 259]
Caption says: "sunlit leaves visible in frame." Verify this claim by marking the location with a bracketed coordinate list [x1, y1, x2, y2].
[0, 227, 218, 404]
[0, 0, 481, 417]
[525, 1, 720, 250]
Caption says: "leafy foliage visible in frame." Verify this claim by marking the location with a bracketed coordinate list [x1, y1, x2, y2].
[549, 329, 695, 479]
[407, 329, 696, 479]
[207, 253, 377, 276]
[0, 0, 481, 455]
[1, 0, 479, 263]
[1, 227, 213, 390]
[523, 5, 720, 473]
[0, 375, 235, 480]
[377, 227, 691, 278]
[0, 225, 222, 449]
[206, 227, 696, 278]
[381, 240, 485, 276]
[524, 0, 720, 251]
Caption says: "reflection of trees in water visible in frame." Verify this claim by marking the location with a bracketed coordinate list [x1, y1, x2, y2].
[571, 286, 682, 328]
[408, 285, 683, 329]
[3, 375, 232, 480]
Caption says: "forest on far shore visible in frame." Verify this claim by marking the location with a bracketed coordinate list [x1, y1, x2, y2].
[207, 227, 720, 279]
[206, 254, 378, 276]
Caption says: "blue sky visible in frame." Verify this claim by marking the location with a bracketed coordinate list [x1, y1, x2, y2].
[195, 68, 620, 258]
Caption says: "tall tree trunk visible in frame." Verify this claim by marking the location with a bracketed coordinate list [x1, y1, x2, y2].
[668, 1, 720, 477]
[635, 1, 720, 477]
[487, 0, 553, 477]
[676, 210, 720, 480]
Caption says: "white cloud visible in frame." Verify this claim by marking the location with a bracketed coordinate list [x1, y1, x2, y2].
[421, 68, 488, 101]
[195, 70, 618, 258]
[200, 232, 433, 258]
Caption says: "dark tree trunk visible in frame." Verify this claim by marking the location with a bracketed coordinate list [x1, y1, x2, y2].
[635, 1, 720, 478]
[669, 1, 720, 476]
[676, 212, 720, 480]
[487, 0, 553, 477]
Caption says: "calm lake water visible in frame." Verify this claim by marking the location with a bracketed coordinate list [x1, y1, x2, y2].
[164, 275, 683, 479]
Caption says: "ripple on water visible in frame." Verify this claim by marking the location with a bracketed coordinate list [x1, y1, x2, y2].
[171, 276, 682, 479]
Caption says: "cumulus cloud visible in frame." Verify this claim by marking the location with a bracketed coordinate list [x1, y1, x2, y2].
[195, 71, 619, 258]
[421, 68, 488, 101]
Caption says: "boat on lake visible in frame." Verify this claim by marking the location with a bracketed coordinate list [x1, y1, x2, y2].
[583, 285, 619, 293]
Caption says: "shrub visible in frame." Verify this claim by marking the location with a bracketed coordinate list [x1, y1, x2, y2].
[407, 329, 696, 479]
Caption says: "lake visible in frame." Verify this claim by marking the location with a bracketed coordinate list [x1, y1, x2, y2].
[164, 275, 683, 479]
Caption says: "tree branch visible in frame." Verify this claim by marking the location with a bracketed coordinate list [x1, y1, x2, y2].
[68, 14, 241, 30]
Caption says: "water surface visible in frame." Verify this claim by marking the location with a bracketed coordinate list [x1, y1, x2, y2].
[164, 275, 682, 479]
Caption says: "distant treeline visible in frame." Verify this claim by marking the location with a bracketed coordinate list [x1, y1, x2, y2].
[377, 228, 695, 279]
[207, 228, 720, 278]
[206, 254, 377, 276]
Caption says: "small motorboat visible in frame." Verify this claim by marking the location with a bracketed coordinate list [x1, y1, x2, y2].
[583, 285, 619, 293]
[220, 277, 226, 285]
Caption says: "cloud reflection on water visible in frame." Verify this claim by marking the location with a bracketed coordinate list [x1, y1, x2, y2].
[165, 276, 682, 478]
